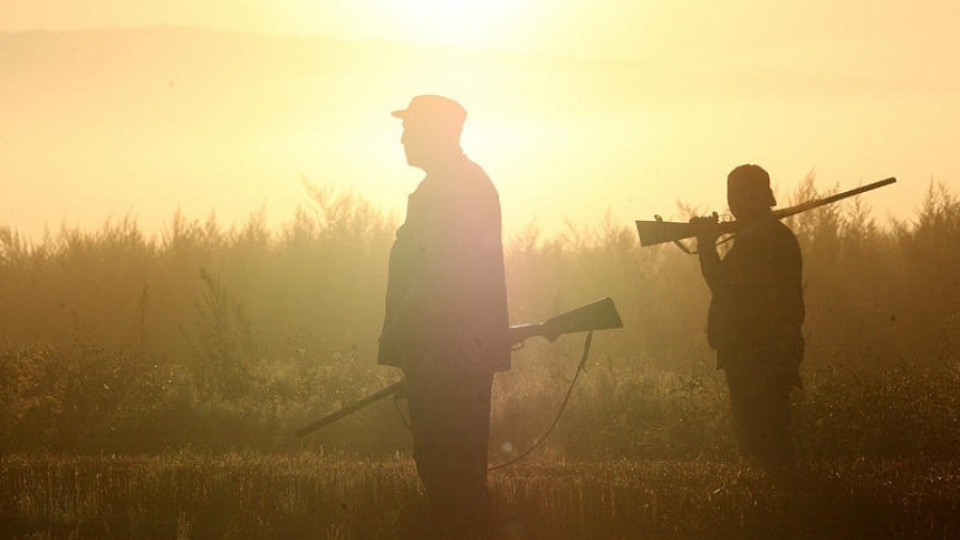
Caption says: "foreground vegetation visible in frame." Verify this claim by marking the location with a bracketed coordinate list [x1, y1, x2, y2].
[1, 176, 959, 536]
[1, 176, 958, 459]
[2, 453, 958, 539]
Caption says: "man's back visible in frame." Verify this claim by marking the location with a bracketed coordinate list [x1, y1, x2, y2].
[705, 217, 804, 354]
[379, 154, 510, 373]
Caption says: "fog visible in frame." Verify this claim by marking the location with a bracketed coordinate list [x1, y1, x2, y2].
[2, 27, 954, 242]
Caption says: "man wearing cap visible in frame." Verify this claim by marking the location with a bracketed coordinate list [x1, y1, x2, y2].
[691, 164, 805, 469]
[379, 95, 509, 536]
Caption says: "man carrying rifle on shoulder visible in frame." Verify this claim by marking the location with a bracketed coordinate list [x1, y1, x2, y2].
[690, 164, 805, 471]
[380, 95, 509, 538]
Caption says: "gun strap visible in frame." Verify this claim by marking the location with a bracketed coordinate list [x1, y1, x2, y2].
[488, 331, 594, 472]
[388, 332, 597, 471]
[393, 392, 411, 430]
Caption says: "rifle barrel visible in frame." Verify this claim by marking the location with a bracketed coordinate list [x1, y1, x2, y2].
[295, 380, 404, 437]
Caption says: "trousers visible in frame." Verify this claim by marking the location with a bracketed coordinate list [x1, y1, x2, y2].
[719, 347, 798, 466]
[404, 361, 495, 538]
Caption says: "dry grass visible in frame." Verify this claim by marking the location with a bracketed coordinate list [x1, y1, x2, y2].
[2, 453, 958, 539]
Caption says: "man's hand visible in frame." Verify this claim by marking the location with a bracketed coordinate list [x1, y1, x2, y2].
[542, 326, 561, 343]
[690, 212, 721, 247]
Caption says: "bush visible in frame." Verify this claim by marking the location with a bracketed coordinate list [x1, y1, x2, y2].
[1, 177, 958, 458]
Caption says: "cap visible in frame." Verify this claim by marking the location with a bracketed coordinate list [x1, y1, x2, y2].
[391, 95, 467, 131]
[728, 164, 777, 207]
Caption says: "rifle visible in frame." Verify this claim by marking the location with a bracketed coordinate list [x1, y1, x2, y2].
[635, 177, 896, 248]
[295, 297, 623, 437]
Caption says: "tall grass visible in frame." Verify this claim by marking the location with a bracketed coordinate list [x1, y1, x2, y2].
[2, 454, 958, 539]
[0, 176, 958, 459]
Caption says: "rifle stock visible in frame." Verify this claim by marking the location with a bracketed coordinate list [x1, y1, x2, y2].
[295, 297, 623, 438]
[635, 176, 896, 248]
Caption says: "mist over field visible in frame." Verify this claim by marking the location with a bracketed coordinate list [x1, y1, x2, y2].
[1, 177, 957, 456]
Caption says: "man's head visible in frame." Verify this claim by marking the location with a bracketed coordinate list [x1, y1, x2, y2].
[392, 95, 466, 170]
[727, 164, 776, 222]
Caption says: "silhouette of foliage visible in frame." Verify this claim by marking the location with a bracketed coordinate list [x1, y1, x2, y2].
[0, 177, 958, 460]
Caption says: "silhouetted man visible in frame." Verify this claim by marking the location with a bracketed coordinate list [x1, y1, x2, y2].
[691, 164, 804, 468]
[379, 95, 510, 538]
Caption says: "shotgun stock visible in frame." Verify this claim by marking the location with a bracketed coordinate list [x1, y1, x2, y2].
[635, 176, 896, 248]
[295, 297, 623, 437]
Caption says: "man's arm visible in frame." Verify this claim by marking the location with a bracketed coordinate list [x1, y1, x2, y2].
[691, 215, 725, 292]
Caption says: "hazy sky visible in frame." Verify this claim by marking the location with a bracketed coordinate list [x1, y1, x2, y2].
[2, 1, 959, 239]
[6, 1, 959, 64]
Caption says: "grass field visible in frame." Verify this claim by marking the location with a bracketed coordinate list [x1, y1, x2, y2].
[2, 185, 960, 539]
[2, 453, 958, 539]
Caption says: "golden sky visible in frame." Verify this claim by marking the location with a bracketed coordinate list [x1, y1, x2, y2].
[2, 1, 959, 239]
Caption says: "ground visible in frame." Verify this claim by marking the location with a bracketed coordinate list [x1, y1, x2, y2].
[2, 453, 958, 539]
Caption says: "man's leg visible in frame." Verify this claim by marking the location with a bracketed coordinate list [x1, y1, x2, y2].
[724, 352, 795, 466]
[755, 373, 795, 466]
[725, 363, 762, 459]
[405, 364, 494, 537]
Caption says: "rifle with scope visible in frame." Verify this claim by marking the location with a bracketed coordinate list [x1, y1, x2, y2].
[635, 176, 896, 248]
[295, 296, 623, 437]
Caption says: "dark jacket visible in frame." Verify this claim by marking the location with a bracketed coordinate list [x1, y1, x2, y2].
[379, 155, 511, 374]
[699, 216, 804, 358]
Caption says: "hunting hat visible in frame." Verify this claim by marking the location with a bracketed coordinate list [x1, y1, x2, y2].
[391, 95, 467, 132]
[728, 164, 777, 207]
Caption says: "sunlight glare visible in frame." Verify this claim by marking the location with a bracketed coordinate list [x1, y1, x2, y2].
[368, 0, 522, 49]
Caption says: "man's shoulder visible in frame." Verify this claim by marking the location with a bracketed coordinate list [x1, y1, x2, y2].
[438, 157, 499, 202]
[459, 157, 495, 188]
[761, 219, 802, 259]
[736, 218, 800, 256]
[770, 219, 800, 244]
[751, 217, 798, 240]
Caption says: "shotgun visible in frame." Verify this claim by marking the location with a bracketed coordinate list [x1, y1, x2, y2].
[635, 177, 896, 248]
[296, 297, 623, 437]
